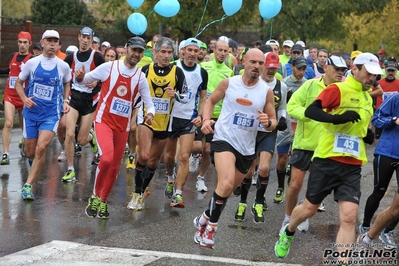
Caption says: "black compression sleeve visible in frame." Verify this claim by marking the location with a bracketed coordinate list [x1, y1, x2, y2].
[305, 100, 334, 123]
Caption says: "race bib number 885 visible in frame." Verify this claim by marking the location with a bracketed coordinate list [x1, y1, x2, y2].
[233, 114, 255, 129]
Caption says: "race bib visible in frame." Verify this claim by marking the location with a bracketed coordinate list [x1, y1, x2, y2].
[33, 83, 54, 101]
[110, 97, 131, 118]
[382, 91, 398, 102]
[232, 112, 255, 130]
[9, 77, 17, 88]
[153, 97, 170, 114]
[333, 133, 360, 157]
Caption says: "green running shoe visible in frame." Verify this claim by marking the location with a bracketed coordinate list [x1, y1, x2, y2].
[275, 224, 294, 258]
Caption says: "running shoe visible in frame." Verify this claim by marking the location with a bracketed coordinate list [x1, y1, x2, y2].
[252, 171, 258, 185]
[252, 203, 265, 224]
[358, 224, 370, 234]
[57, 150, 66, 162]
[98, 201, 109, 219]
[232, 186, 241, 196]
[273, 188, 285, 204]
[297, 218, 309, 232]
[317, 200, 326, 212]
[62, 169, 76, 182]
[164, 181, 174, 199]
[127, 192, 144, 211]
[200, 224, 217, 249]
[91, 153, 100, 165]
[21, 184, 34, 200]
[193, 215, 207, 244]
[1, 153, 10, 165]
[170, 194, 185, 208]
[196, 178, 208, 192]
[189, 154, 199, 172]
[275, 224, 294, 258]
[263, 200, 268, 211]
[234, 202, 247, 221]
[85, 195, 100, 218]
[126, 154, 135, 169]
[20, 139, 26, 157]
[18, 140, 23, 149]
[143, 187, 150, 197]
[378, 230, 397, 249]
[74, 144, 82, 156]
[89, 128, 98, 153]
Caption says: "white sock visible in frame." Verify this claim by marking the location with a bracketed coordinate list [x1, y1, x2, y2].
[284, 214, 291, 222]
[68, 166, 75, 171]
[176, 189, 182, 195]
[364, 233, 373, 244]
[167, 174, 174, 183]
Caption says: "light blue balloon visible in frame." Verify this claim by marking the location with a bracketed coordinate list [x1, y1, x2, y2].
[222, 0, 242, 16]
[259, 0, 282, 19]
[126, 0, 145, 9]
[154, 0, 180, 18]
[127, 13, 147, 35]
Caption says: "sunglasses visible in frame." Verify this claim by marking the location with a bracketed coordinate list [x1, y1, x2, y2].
[333, 66, 347, 72]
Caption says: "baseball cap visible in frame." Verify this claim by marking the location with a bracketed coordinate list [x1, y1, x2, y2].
[296, 40, 306, 48]
[42, 30, 60, 39]
[350, 50, 362, 60]
[378, 49, 386, 55]
[292, 56, 307, 68]
[326, 56, 348, 69]
[282, 40, 294, 48]
[255, 40, 263, 45]
[101, 41, 111, 48]
[353, 52, 383, 75]
[343, 54, 351, 60]
[126, 37, 146, 50]
[93, 36, 100, 43]
[291, 44, 303, 53]
[33, 42, 42, 50]
[218, 36, 229, 42]
[200, 41, 207, 50]
[18, 31, 31, 41]
[385, 61, 397, 71]
[80, 27, 94, 36]
[184, 37, 200, 48]
[179, 40, 185, 51]
[266, 39, 279, 47]
[264, 52, 280, 68]
[66, 45, 78, 54]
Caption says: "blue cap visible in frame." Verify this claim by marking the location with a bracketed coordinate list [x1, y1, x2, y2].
[184, 38, 200, 48]
[80, 27, 94, 36]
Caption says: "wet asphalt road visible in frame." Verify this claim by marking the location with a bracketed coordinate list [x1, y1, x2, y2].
[0, 129, 398, 265]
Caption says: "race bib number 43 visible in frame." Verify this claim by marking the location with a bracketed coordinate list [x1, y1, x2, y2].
[333, 133, 360, 157]
[33, 83, 54, 101]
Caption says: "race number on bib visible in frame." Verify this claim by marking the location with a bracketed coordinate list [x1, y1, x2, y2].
[333, 133, 360, 157]
[33, 83, 54, 101]
[233, 113, 255, 130]
[153, 98, 170, 114]
[110, 97, 131, 118]
[9, 77, 17, 88]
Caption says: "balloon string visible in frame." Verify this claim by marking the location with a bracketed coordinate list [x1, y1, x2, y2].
[196, 15, 228, 38]
[147, 9, 154, 19]
[195, 0, 209, 37]
[269, 19, 273, 40]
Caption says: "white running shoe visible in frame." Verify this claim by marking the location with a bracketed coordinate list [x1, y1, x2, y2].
[196, 178, 208, 192]
[189, 154, 199, 172]
[297, 218, 309, 232]
[127, 193, 144, 210]
[57, 150, 66, 162]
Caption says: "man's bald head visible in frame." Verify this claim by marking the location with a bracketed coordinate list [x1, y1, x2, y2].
[243, 48, 265, 80]
[214, 40, 229, 63]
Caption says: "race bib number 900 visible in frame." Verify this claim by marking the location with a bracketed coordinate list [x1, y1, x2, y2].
[333, 133, 360, 157]
[33, 83, 54, 101]
[110, 97, 131, 118]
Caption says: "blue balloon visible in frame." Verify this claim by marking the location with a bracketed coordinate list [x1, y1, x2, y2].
[154, 0, 180, 18]
[126, 0, 144, 9]
[259, 0, 282, 19]
[222, 0, 242, 16]
[127, 13, 147, 35]
[127, 0, 144, 9]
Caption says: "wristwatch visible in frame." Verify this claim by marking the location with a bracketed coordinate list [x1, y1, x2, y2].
[392, 116, 398, 125]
